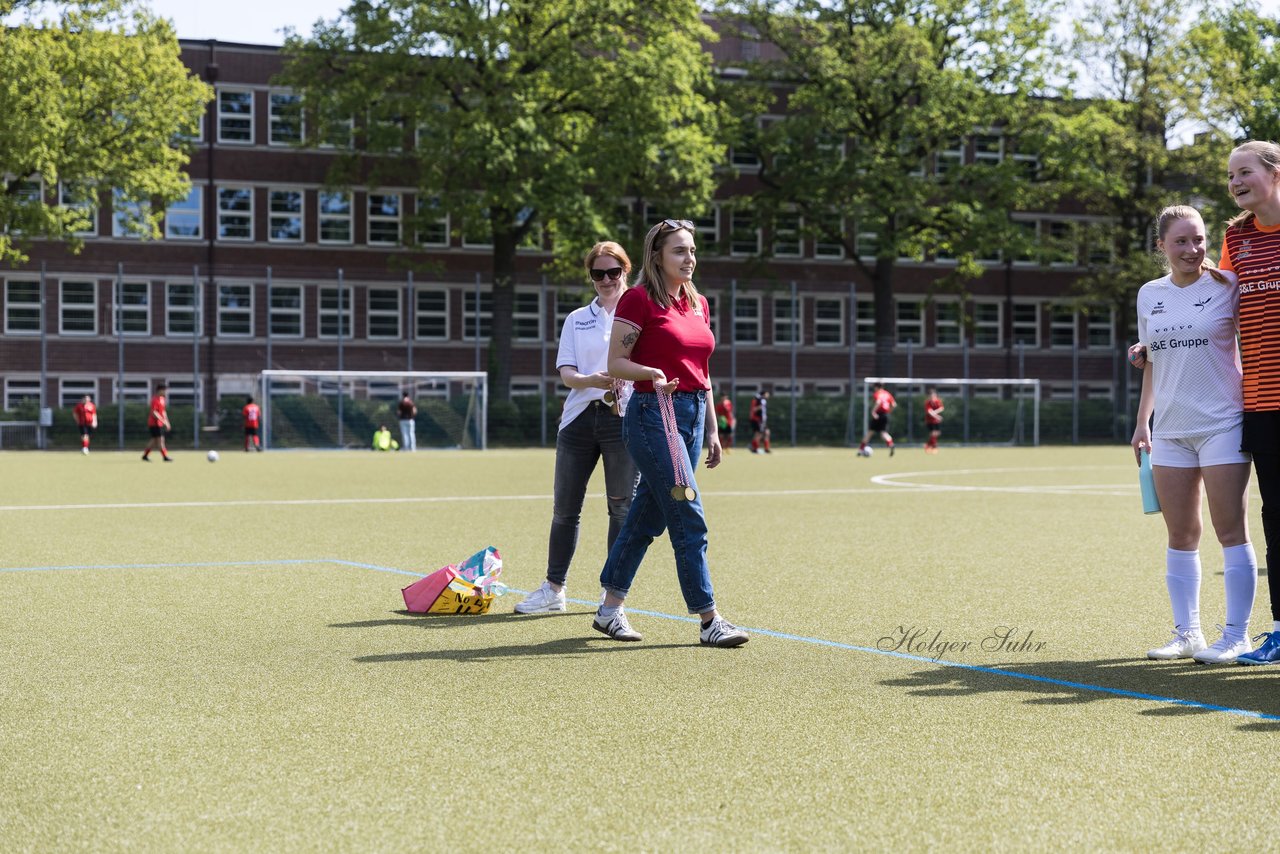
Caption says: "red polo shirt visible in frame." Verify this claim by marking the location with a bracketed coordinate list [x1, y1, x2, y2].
[615, 287, 714, 393]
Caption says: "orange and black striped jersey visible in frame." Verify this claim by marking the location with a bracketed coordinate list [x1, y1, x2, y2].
[1220, 219, 1280, 412]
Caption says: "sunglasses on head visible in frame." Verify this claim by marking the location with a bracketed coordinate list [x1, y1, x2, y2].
[589, 266, 624, 281]
[661, 218, 695, 230]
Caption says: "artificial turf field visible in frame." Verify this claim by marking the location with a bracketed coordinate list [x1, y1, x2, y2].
[2, 445, 1279, 851]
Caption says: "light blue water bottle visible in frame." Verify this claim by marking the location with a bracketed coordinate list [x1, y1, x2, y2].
[1139, 449, 1161, 515]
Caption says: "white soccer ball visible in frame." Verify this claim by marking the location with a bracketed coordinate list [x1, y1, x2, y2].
[207, 450, 219, 463]
[860, 447, 874, 458]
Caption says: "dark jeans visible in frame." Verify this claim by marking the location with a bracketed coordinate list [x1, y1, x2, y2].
[600, 390, 716, 614]
[546, 401, 638, 587]
[1254, 452, 1280, 620]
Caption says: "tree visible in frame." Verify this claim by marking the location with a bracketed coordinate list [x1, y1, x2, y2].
[715, 0, 1058, 378]
[1188, 4, 1280, 145]
[279, 0, 725, 401]
[0, 1, 212, 264]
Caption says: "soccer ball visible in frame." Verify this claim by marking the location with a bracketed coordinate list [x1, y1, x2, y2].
[207, 450, 219, 463]
[859, 447, 874, 458]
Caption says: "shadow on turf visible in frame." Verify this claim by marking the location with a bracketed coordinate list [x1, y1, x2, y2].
[879, 657, 1280, 730]
[330, 609, 585, 629]
[353, 636, 689, 663]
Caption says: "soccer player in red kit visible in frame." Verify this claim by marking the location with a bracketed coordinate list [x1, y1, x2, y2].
[859, 382, 896, 457]
[716, 393, 736, 452]
[73, 394, 98, 454]
[142, 383, 172, 462]
[243, 396, 262, 452]
[924, 387, 944, 454]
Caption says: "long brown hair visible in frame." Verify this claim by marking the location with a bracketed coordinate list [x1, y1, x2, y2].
[1226, 140, 1280, 231]
[635, 220, 701, 309]
[1156, 205, 1229, 284]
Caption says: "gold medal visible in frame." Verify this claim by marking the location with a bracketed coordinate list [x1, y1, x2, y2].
[603, 390, 616, 405]
[671, 485, 696, 502]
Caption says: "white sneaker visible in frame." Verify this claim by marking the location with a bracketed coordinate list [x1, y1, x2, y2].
[700, 615, 749, 648]
[593, 607, 642, 641]
[1191, 627, 1253, 664]
[514, 581, 566, 614]
[1146, 629, 1206, 660]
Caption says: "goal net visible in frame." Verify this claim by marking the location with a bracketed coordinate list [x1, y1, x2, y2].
[860, 377, 1041, 447]
[258, 370, 488, 451]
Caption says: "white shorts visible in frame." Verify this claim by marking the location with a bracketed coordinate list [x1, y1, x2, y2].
[1152, 426, 1251, 468]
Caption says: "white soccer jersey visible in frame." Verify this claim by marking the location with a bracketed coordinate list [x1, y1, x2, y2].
[555, 298, 614, 431]
[1137, 270, 1242, 439]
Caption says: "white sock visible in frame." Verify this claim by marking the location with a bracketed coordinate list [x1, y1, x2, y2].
[1165, 547, 1202, 635]
[1222, 542, 1258, 643]
[598, 604, 619, 618]
[1274, 621, 1280, 635]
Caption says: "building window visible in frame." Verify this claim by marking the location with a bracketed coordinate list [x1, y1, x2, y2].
[367, 287, 401, 339]
[733, 294, 761, 344]
[268, 91, 302, 146]
[165, 186, 202, 240]
[59, 378, 97, 408]
[217, 89, 254, 144]
[1050, 305, 1076, 348]
[462, 289, 492, 341]
[167, 379, 196, 406]
[166, 283, 198, 336]
[936, 301, 961, 347]
[896, 300, 923, 345]
[112, 189, 148, 238]
[415, 289, 448, 341]
[1010, 218, 1039, 264]
[974, 301, 1001, 348]
[5, 378, 41, 409]
[704, 293, 721, 342]
[5, 280, 41, 333]
[115, 281, 150, 335]
[729, 208, 760, 257]
[368, 193, 402, 245]
[59, 181, 97, 236]
[772, 211, 802, 257]
[857, 219, 880, 259]
[1046, 220, 1078, 266]
[117, 380, 151, 404]
[319, 109, 354, 149]
[514, 290, 543, 342]
[318, 192, 352, 244]
[814, 213, 845, 259]
[773, 294, 800, 345]
[856, 299, 875, 345]
[692, 209, 720, 255]
[318, 286, 353, 338]
[268, 189, 303, 243]
[269, 285, 303, 337]
[416, 197, 449, 246]
[60, 281, 96, 335]
[218, 187, 253, 241]
[974, 132, 1003, 165]
[1012, 302, 1039, 348]
[1086, 305, 1113, 348]
[554, 291, 586, 341]
[935, 136, 965, 176]
[218, 284, 253, 336]
[813, 297, 843, 346]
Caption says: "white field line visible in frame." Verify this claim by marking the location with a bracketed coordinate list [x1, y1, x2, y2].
[0, 466, 1137, 512]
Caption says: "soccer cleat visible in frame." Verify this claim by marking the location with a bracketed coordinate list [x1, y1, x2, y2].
[700, 615, 749, 648]
[889, 445, 895, 457]
[1236, 632, 1280, 665]
[1191, 628, 1252, 664]
[593, 607, 642, 641]
[141, 455, 151, 462]
[1146, 629, 1206, 660]
[82, 446, 89, 455]
[514, 581, 566, 614]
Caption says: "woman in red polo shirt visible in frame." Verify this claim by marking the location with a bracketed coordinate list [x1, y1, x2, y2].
[593, 218, 748, 648]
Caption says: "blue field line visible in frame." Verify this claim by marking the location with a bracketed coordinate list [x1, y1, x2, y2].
[5, 558, 1277, 722]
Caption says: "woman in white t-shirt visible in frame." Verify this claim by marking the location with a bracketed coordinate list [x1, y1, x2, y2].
[514, 241, 640, 614]
[1132, 205, 1257, 664]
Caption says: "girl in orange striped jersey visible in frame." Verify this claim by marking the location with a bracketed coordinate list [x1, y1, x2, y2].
[1221, 141, 1280, 665]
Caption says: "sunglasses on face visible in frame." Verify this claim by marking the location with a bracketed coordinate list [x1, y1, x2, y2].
[662, 218, 695, 230]
[589, 266, 624, 281]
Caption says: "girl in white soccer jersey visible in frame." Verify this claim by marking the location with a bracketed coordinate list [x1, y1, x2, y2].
[1132, 205, 1257, 664]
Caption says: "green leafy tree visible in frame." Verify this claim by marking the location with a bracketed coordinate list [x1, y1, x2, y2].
[278, 0, 724, 401]
[0, 1, 211, 264]
[716, 0, 1058, 377]
[1188, 4, 1280, 144]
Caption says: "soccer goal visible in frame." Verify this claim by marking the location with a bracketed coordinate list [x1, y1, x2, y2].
[258, 370, 488, 451]
[860, 377, 1041, 447]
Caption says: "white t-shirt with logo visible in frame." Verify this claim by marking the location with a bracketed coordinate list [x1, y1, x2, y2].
[1137, 270, 1242, 438]
[556, 298, 617, 431]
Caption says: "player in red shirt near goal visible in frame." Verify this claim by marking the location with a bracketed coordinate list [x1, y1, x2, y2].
[859, 383, 896, 457]
[141, 383, 172, 462]
[73, 394, 98, 455]
[242, 396, 262, 452]
[924, 387, 944, 454]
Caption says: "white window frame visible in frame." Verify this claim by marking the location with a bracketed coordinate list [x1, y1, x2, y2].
[973, 301, 1002, 348]
[114, 280, 151, 336]
[367, 192, 402, 246]
[772, 210, 802, 258]
[462, 288, 492, 342]
[772, 294, 801, 346]
[111, 188, 147, 239]
[318, 191, 353, 244]
[1049, 305, 1076, 350]
[973, 131, 1003, 165]
[935, 301, 962, 347]
[268, 90, 303, 146]
[1086, 305, 1113, 349]
[268, 284, 304, 338]
[59, 378, 98, 409]
[895, 299, 923, 346]
[318, 286, 354, 339]
[217, 88, 254, 144]
[814, 214, 845, 260]
[165, 282, 200, 337]
[165, 186, 202, 240]
[935, 136, 965, 177]
[5, 279, 41, 334]
[217, 186, 253, 241]
[732, 294, 761, 345]
[217, 283, 253, 337]
[367, 286, 402, 340]
[59, 181, 97, 237]
[5, 378, 41, 409]
[855, 298, 875, 346]
[59, 280, 97, 335]
[729, 208, 761, 257]
[117, 379, 151, 404]
[268, 188, 304, 243]
[813, 296, 844, 347]
[513, 288, 543, 343]
[1012, 301, 1040, 348]
[416, 197, 450, 247]
[415, 288, 449, 341]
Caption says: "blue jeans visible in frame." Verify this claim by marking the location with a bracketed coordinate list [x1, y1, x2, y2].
[600, 390, 715, 614]
[546, 401, 638, 587]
